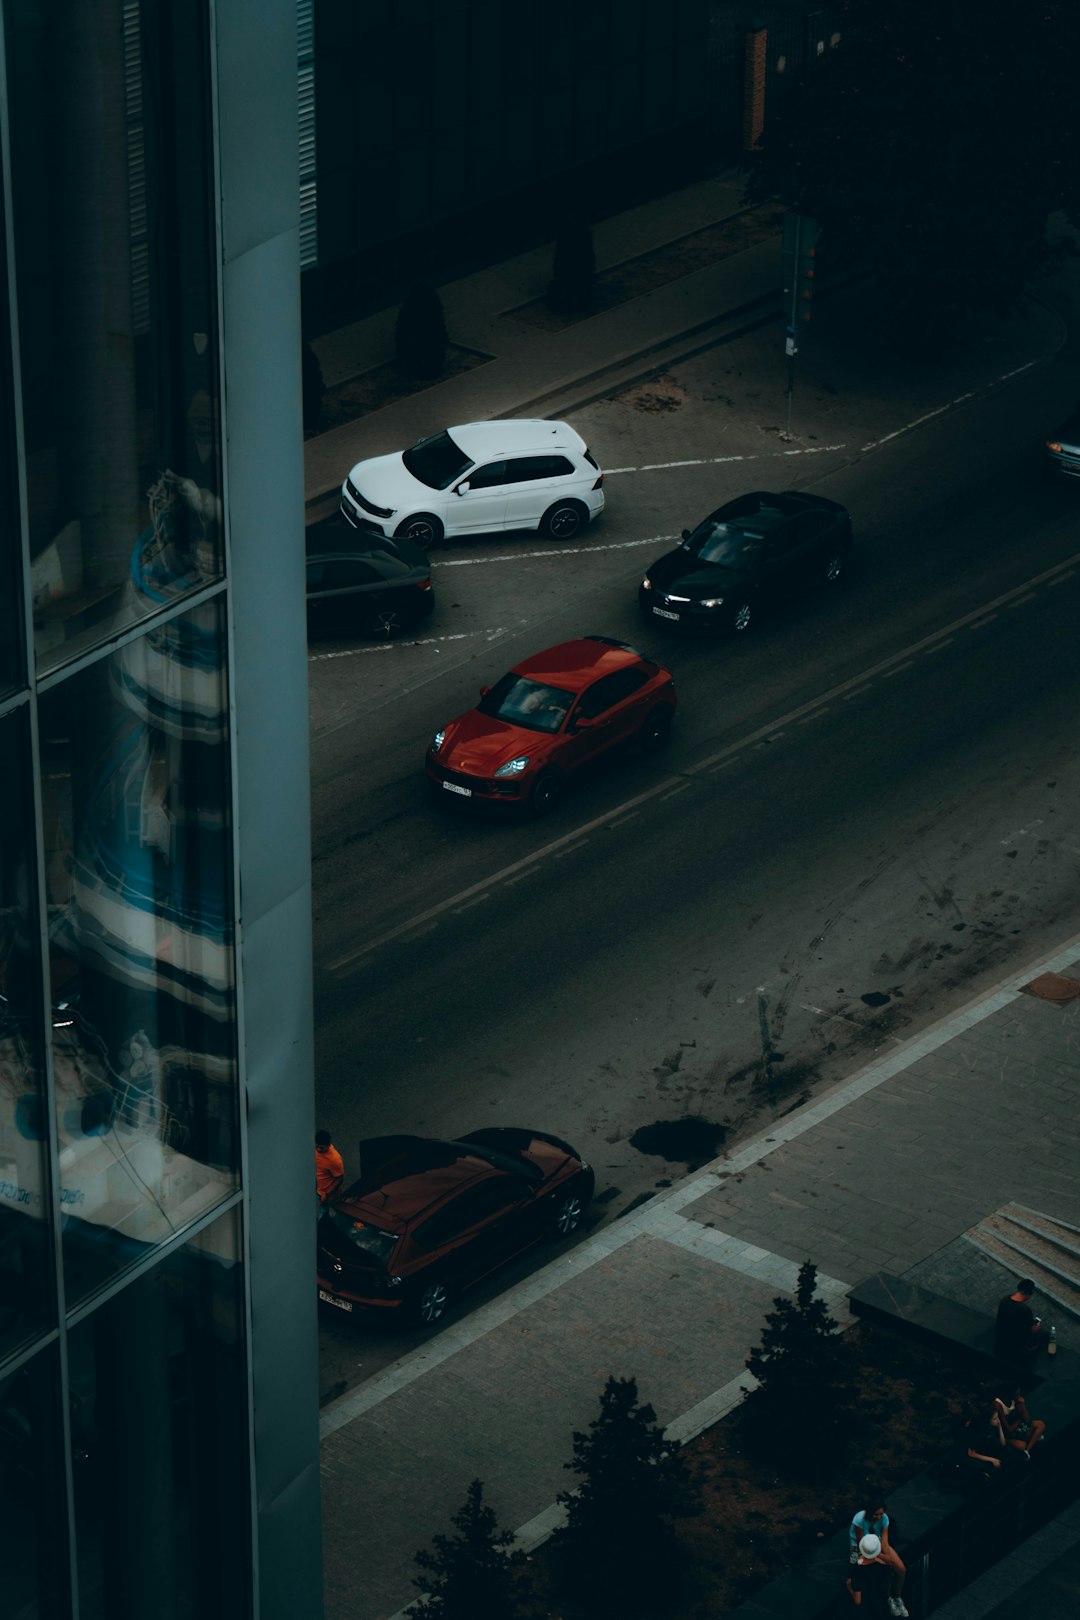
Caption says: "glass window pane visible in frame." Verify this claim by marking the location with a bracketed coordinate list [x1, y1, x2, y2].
[69, 1206, 251, 1620]
[39, 600, 238, 1306]
[0, 709, 54, 1357]
[0, 1343, 72, 1619]
[0, 175, 24, 696]
[5, 2, 222, 674]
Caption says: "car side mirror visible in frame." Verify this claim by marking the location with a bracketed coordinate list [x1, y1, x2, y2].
[681, 528, 691, 541]
[479, 685, 490, 698]
[573, 714, 595, 730]
[455, 481, 470, 496]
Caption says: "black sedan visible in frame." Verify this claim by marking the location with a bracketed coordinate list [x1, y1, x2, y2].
[306, 515, 435, 638]
[1044, 411, 1080, 481]
[639, 490, 853, 635]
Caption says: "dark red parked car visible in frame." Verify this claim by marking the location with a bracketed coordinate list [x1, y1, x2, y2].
[317, 1129, 594, 1326]
[425, 635, 677, 816]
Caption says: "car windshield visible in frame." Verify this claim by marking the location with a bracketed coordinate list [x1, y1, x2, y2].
[402, 429, 472, 489]
[683, 520, 766, 570]
[478, 674, 574, 734]
[325, 1205, 398, 1265]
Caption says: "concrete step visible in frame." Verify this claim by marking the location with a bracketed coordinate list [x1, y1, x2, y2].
[1002, 1202, 1080, 1260]
[965, 1226, 1080, 1322]
[983, 1208, 1080, 1291]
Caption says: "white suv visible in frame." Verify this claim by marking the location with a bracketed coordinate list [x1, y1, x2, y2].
[340, 419, 605, 549]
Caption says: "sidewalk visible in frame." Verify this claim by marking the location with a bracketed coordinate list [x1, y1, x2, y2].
[319, 937, 1080, 1620]
[303, 170, 778, 514]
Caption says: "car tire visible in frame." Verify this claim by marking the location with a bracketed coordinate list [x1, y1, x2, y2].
[551, 1186, 587, 1238]
[639, 706, 673, 754]
[395, 513, 444, 550]
[731, 598, 753, 634]
[540, 500, 587, 540]
[412, 1277, 451, 1326]
[823, 549, 847, 585]
[369, 606, 404, 638]
[528, 770, 563, 817]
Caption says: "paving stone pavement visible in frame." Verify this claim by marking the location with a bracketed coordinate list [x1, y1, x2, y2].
[319, 937, 1080, 1620]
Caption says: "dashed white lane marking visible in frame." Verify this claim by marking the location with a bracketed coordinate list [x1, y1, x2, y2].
[437, 534, 672, 567]
[882, 660, 914, 678]
[795, 708, 829, 725]
[309, 631, 469, 662]
[859, 357, 1041, 452]
[604, 443, 848, 475]
[326, 547, 1080, 975]
[843, 683, 873, 699]
[451, 894, 491, 915]
[1000, 820, 1044, 845]
[923, 639, 953, 655]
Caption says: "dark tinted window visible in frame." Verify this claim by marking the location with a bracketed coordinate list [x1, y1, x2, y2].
[466, 460, 509, 490]
[578, 666, 647, 717]
[506, 455, 574, 482]
[402, 430, 472, 489]
[478, 674, 574, 734]
[323, 559, 380, 589]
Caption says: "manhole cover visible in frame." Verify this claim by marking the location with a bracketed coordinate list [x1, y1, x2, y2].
[1020, 972, 1080, 1003]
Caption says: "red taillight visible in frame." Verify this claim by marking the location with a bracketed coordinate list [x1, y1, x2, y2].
[1046, 440, 1062, 453]
[414, 578, 433, 591]
[592, 474, 604, 489]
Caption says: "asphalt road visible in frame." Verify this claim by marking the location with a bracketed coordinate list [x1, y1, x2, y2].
[308, 297, 1080, 1398]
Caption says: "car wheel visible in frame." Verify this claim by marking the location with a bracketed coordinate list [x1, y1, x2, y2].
[528, 770, 563, 817]
[823, 549, 846, 584]
[551, 1188, 586, 1238]
[639, 706, 673, 754]
[369, 606, 404, 638]
[540, 500, 587, 540]
[395, 513, 444, 550]
[731, 599, 753, 633]
[412, 1277, 451, 1326]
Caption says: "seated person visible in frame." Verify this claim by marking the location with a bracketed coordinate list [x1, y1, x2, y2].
[847, 1534, 897, 1615]
[994, 1388, 1046, 1456]
[965, 1400, 1009, 1476]
[848, 1502, 908, 1618]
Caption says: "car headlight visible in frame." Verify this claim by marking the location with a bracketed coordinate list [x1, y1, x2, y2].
[699, 596, 724, 608]
[431, 729, 446, 752]
[642, 576, 652, 591]
[494, 755, 530, 777]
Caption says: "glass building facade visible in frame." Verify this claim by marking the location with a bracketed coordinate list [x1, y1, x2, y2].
[0, 4, 321, 1617]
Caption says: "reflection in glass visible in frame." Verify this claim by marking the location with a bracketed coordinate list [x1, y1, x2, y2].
[0, 1342, 70, 1619]
[39, 601, 238, 1304]
[0, 711, 53, 1359]
[70, 1207, 250, 1620]
[4, 1, 222, 672]
[0, 156, 24, 698]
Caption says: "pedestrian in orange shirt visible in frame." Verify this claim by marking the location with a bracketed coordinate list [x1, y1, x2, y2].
[315, 1130, 344, 1210]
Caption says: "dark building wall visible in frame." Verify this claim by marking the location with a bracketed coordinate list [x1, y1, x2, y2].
[305, 0, 710, 327]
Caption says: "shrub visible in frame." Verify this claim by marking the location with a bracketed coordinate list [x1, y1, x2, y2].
[395, 280, 448, 379]
[743, 1259, 856, 1470]
[408, 1478, 526, 1620]
[553, 1374, 695, 1615]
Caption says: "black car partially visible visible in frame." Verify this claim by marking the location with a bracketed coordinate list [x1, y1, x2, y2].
[1044, 412, 1080, 481]
[639, 490, 852, 636]
[306, 515, 435, 638]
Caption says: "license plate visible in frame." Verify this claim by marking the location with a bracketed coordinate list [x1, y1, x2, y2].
[653, 606, 680, 621]
[319, 1289, 353, 1312]
[442, 781, 472, 797]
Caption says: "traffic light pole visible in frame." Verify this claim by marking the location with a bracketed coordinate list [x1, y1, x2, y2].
[780, 212, 816, 442]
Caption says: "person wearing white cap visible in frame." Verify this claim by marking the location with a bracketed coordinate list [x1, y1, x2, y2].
[846, 1502, 909, 1617]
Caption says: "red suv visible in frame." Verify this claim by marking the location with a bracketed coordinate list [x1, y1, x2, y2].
[317, 1130, 594, 1325]
[425, 635, 677, 815]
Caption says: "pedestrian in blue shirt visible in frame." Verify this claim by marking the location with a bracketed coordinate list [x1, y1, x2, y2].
[848, 1497, 908, 1617]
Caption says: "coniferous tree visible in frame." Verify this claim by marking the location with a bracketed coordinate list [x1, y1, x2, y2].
[553, 1375, 694, 1615]
[409, 1479, 526, 1620]
[743, 1259, 856, 1468]
[395, 280, 448, 379]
